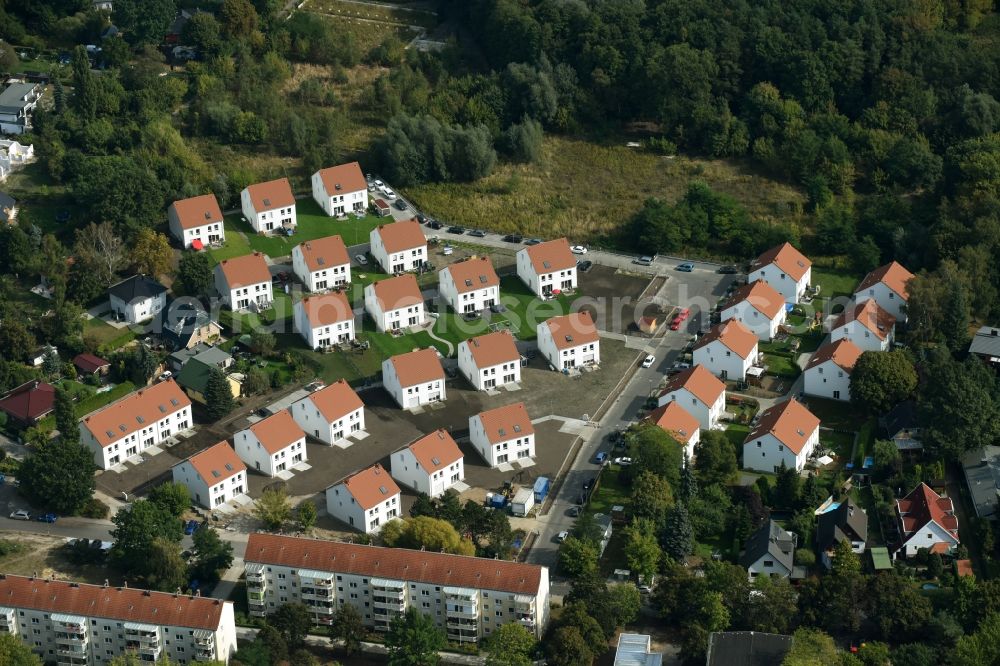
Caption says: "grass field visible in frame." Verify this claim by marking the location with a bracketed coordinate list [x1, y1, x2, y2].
[588, 467, 630, 515]
[83, 318, 135, 352]
[308, 10, 422, 54]
[763, 353, 801, 378]
[805, 398, 858, 432]
[219, 291, 294, 333]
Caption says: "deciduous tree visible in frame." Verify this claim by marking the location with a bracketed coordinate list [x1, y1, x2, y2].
[0, 631, 43, 665]
[381, 516, 475, 555]
[191, 526, 234, 584]
[269, 602, 312, 648]
[850, 350, 918, 413]
[484, 622, 537, 666]
[54, 386, 78, 443]
[297, 500, 317, 532]
[73, 222, 125, 288]
[628, 470, 674, 524]
[558, 536, 599, 579]
[385, 607, 445, 666]
[623, 518, 660, 584]
[177, 252, 214, 297]
[148, 482, 190, 517]
[330, 603, 364, 655]
[18, 439, 95, 515]
[130, 228, 173, 278]
[254, 488, 291, 530]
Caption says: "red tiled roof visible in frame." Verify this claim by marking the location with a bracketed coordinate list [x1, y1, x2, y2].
[0, 575, 228, 630]
[369, 274, 423, 312]
[217, 252, 271, 289]
[475, 402, 534, 444]
[373, 219, 426, 254]
[855, 261, 914, 300]
[805, 339, 863, 373]
[245, 409, 304, 454]
[897, 483, 959, 539]
[338, 463, 400, 510]
[182, 441, 245, 486]
[834, 300, 896, 340]
[298, 292, 353, 328]
[296, 235, 350, 272]
[462, 330, 519, 369]
[722, 280, 785, 320]
[443, 257, 499, 294]
[170, 193, 223, 230]
[245, 178, 294, 212]
[402, 429, 463, 474]
[745, 399, 820, 455]
[306, 379, 363, 424]
[693, 319, 758, 359]
[73, 353, 109, 374]
[316, 162, 366, 196]
[750, 242, 812, 281]
[523, 238, 575, 274]
[0, 381, 55, 423]
[245, 533, 545, 595]
[386, 348, 444, 387]
[658, 365, 725, 407]
[646, 401, 699, 444]
[82, 380, 191, 448]
[544, 312, 599, 350]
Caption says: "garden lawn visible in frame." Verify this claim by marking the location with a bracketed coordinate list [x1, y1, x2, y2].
[359, 319, 451, 359]
[494, 276, 572, 340]
[725, 424, 750, 463]
[206, 216, 254, 264]
[812, 268, 858, 314]
[588, 467, 630, 515]
[275, 333, 383, 385]
[83, 318, 135, 352]
[37, 381, 137, 432]
[764, 353, 800, 378]
[805, 398, 858, 431]
[819, 429, 855, 462]
[219, 291, 294, 334]
[244, 200, 383, 258]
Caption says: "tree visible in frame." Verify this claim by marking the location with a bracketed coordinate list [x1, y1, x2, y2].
[553, 603, 607, 655]
[850, 350, 918, 412]
[110, 500, 183, 578]
[0, 632, 42, 665]
[602, 584, 641, 630]
[629, 470, 674, 523]
[148, 482, 190, 517]
[0, 319, 36, 364]
[773, 462, 801, 509]
[114, 0, 177, 45]
[330, 603, 364, 656]
[782, 628, 840, 666]
[484, 622, 537, 666]
[220, 0, 260, 39]
[254, 488, 291, 530]
[71, 45, 97, 119]
[502, 117, 543, 163]
[385, 607, 445, 666]
[243, 367, 270, 396]
[743, 575, 798, 635]
[941, 276, 971, 353]
[953, 613, 1000, 666]
[204, 367, 236, 421]
[126, 344, 158, 385]
[177, 251, 215, 297]
[381, 516, 475, 555]
[191, 526, 234, 584]
[18, 439, 96, 515]
[628, 424, 682, 488]
[693, 430, 738, 486]
[54, 386, 78, 443]
[130, 229, 173, 278]
[146, 537, 188, 592]
[869, 572, 933, 642]
[918, 349, 1000, 460]
[623, 519, 661, 584]
[250, 329, 276, 356]
[297, 501, 317, 532]
[183, 12, 223, 54]
[688, 484, 733, 541]
[73, 223, 126, 287]
[679, 451, 698, 503]
[558, 536, 599, 579]
[546, 626, 593, 666]
[270, 602, 312, 648]
[662, 503, 693, 561]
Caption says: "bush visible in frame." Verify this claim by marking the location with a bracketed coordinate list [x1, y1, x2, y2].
[795, 548, 816, 567]
[0, 457, 21, 475]
[78, 498, 109, 519]
[0, 539, 23, 558]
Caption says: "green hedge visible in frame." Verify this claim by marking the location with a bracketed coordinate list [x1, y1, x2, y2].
[98, 328, 136, 354]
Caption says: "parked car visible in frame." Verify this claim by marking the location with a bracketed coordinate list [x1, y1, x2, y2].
[36, 513, 57, 523]
[468, 229, 487, 238]
[676, 262, 695, 272]
[442, 245, 454, 256]
[394, 199, 408, 210]
[641, 354, 655, 368]
[416, 213, 427, 224]
[634, 255, 654, 266]
[9, 510, 30, 520]
[489, 303, 507, 313]
[613, 457, 633, 466]
[718, 265, 739, 274]
[184, 520, 199, 536]
[571, 245, 588, 254]
[670, 308, 691, 330]
[462, 311, 482, 322]
[524, 238, 543, 245]
[354, 254, 368, 265]
[158, 371, 172, 382]
[374, 179, 384, 189]
[577, 260, 593, 272]
[502, 234, 523, 243]
[383, 188, 397, 199]
[556, 531, 570, 543]
[448, 226, 466, 234]
[594, 451, 609, 464]
[428, 220, 443, 230]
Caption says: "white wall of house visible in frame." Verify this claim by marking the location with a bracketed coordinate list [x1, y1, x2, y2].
[693, 340, 755, 381]
[439, 271, 499, 313]
[325, 484, 400, 533]
[110, 291, 166, 325]
[391, 448, 465, 498]
[215, 273, 273, 310]
[363, 285, 425, 333]
[746, 553, 793, 580]
[742, 429, 818, 473]
[537, 324, 599, 371]
[293, 304, 355, 350]
[657, 387, 725, 430]
[830, 319, 892, 352]
[515, 252, 576, 298]
[311, 173, 367, 216]
[457, 347, 520, 391]
[167, 216, 225, 249]
[899, 521, 959, 558]
[749, 265, 811, 304]
[171, 461, 246, 509]
[469, 415, 535, 468]
[803, 360, 851, 401]
[291, 398, 364, 446]
[80, 405, 192, 470]
[855, 281, 907, 322]
[369, 233, 427, 274]
[382, 361, 445, 409]
[240, 191, 296, 233]
[720, 302, 786, 341]
[234, 429, 307, 477]
[291, 248, 350, 292]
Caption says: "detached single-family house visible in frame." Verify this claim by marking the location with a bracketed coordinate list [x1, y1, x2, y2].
[168, 193, 225, 249]
[537, 311, 600, 371]
[830, 299, 896, 352]
[171, 441, 247, 509]
[73, 353, 109, 377]
[176, 357, 241, 404]
[369, 219, 427, 274]
[515, 238, 577, 298]
[719, 280, 787, 341]
[803, 339, 863, 402]
[294, 292, 355, 350]
[382, 348, 446, 409]
[748, 242, 812, 304]
[291, 235, 351, 292]
[970, 325, 1000, 370]
[167, 342, 232, 373]
[645, 401, 701, 460]
[706, 632, 793, 666]
[0, 191, 16, 224]
[325, 463, 401, 533]
[469, 402, 535, 468]
[391, 429, 465, 498]
[740, 519, 797, 580]
[0, 82, 42, 135]
[234, 409, 307, 478]
[816, 497, 868, 569]
[896, 483, 960, 558]
[364, 274, 424, 333]
[854, 261, 914, 323]
[159, 301, 223, 351]
[79, 380, 192, 470]
[962, 445, 1000, 519]
[241, 178, 296, 233]
[692, 320, 759, 381]
[457, 330, 521, 391]
[656, 364, 726, 430]
[291, 379, 365, 447]
[0, 381, 55, 427]
[108, 275, 167, 324]
[742, 399, 820, 473]
[215, 252, 273, 310]
[311, 162, 368, 216]
[439, 257, 500, 314]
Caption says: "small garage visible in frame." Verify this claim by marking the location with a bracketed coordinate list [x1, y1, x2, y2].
[373, 199, 391, 217]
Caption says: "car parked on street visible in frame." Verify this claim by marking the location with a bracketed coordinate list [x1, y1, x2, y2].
[571, 245, 588, 254]
[9, 510, 30, 520]
[428, 220, 443, 229]
[383, 188, 397, 199]
[670, 307, 691, 330]
[676, 262, 695, 272]
[577, 260, 593, 272]
[36, 513, 57, 523]
[524, 238, 543, 245]
[594, 451, 609, 464]
[718, 265, 739, 274]
[641, 354, 655, 368]
[502, 234, 523, 243]
[448, 226, 466, 234]
[394, 199, 408, 210]
[468, 229, 487, 238]
[634, 255, 654, 266]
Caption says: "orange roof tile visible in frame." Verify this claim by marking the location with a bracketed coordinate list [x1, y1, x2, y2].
[443, 257, 499, 294]
[545, 312, 599, 350]
[722, 280, 785, 320]
[0, 575, 227, 630]
[373, 219, 426, 254]
[693, 319, 758, 359]
[338, 463, 400, 510]
[370, 274, 423, 312]
[523, 238, 576, 274]
[182, 441, 245, 486]
[745, 399, 820, 455]
[170, 193, 223, 230]
[646, 401, 699, 443]
[402, 429, 463, 474]
[305, 379, 364, 423]
[316, 162, 366, 196]
[387, 348, 444, 387]
[750, 242, 812, 281]
[298, 292, 353, 328]
[658, 365, 725, 406]
[245, 409, 304, 454]
[245, 533, 544, 595]
[476, 402, 534, 444]
[805, 339, 863, 373]
[462, 330, 520, 369]
[82, 380, 191, 448]
[217, 252, 271, 289]
[296, 235, 350, 272]
[834, 300, 896, 340]
[245, 178, 294, 212]
[855, 261, 914, 300]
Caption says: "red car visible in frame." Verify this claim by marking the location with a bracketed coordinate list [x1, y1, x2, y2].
[669, 308, 691, 330]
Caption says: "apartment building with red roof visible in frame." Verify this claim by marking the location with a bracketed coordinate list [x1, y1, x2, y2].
[291, 234, 351, 292]
[171, 440, 247, 509]
[855, 260, 914, 322]
[692, 319, 760, 381]
[369, 219, 427, 273]
[803, 339, 863, 402]
[457, 330, 521, 391]
[291, 379, 365, 447]
[537, 311, 600, 371]
[748, 242, 812, 303]
[895, 483, 960, 558]
[719, 279, 787, 341]
[469, 402, 536, 467]
[213, 252, 273, 311]
[363, 273, 425, 333]
[293, 291, 355, 350]
[742, 399, 820, 473]
[382, 348, 446, 409]
[390, 429, 465, 498]
[240, 177, 296, 233]
[325, 463, 401, 534]
[515, 238, 577, 298]
[234, 409, 306, 477]
[831, 299, 896, 352]
[167, 192, 225, 248]
[656, 364, 726, 430]
[311, 161, 368, 216]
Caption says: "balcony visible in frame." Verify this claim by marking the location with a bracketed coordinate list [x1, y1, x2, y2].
[55, 634, 88, 646]
[124, 631, 160, 645]
[192, 647, 215, 661]
[446, 629, 479, 643]
[445, 604, 479, 620]
[301, 589, 333, 600]
[371, 588, 405, 600]
[247, 590, 266, 602]
[446, 618, 478, 630]
[56, 647, 88, 658]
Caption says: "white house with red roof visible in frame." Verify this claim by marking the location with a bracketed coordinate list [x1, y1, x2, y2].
[515, 238, 577, 298]
[293, 292, 355, 349]
[657, 365, 726, 430]
[895, 483, 960, 558]
[391, 429, 465, 498]
[241, 177, 296, 233]
[214, 252, 273, 310]
[364, 273, 425, 333]
[748, 242, 812, 303]
[168, 193, 225, 249]
[292, 235, 351, 292]
[79, 380, 192, 469]
[469, 402, 535, 467]
[382, 348, 446, 409]
[646, 401, 701, 460]
[325, 463, 401, 533]
[311, 161, 367, 216]
[742, 399, 820, 473]
[439, 256, 500, 313]
[369, 219, 427, 273]
[457, 330, 521, 391]
[720, 280, 787, 341]
[830, 299, 896, 352]
[234, 409, 306, 477]
[803, 339, 863, 401]
[854, 261, 914, 322]
[693, 319, 759, 381]
[171, 440, 247, 509]
[291, 379, 365, 446]
[537, 311, 600, 371]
